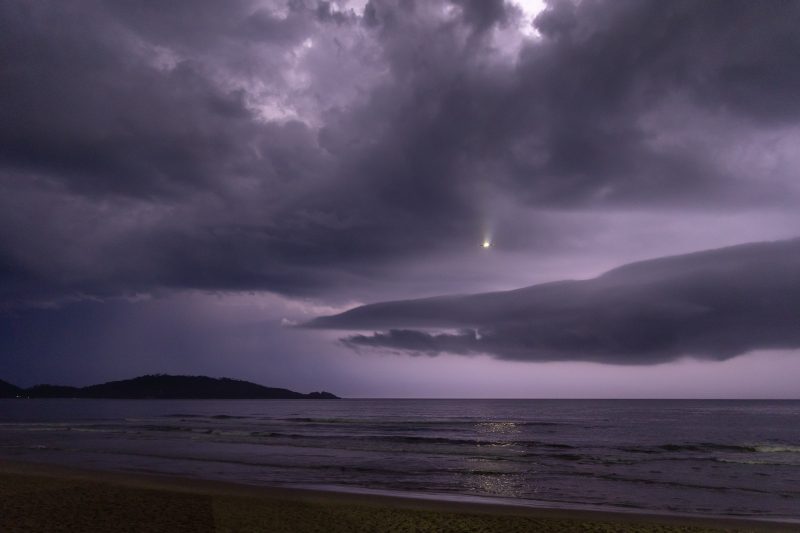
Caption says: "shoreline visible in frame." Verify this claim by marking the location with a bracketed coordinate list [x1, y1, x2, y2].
[1, 459, 796, 532]
[284, 482, 800, 525]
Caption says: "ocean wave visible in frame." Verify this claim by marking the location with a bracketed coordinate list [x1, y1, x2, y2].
[135, 424, 197, 432]
[754, 445, 800, 454]
[543, 453, 584, 462]
[277, 417, 567, 428]
[375, 435, 491, 446]
[279, 417, 448, 425]
[87, 449, 519, 478]
[715, 458, 796, 466]
[618, 442, 800, 455]
[619, 443, 758, 454]
[129, 426, 580, 452]
[574, 471, 775, 495]
[162, 413, 250, 420]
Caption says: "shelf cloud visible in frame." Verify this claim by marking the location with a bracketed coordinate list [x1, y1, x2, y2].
[307, 239, 800, 363]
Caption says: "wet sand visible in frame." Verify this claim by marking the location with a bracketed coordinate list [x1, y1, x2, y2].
[0, 460, 794, 532]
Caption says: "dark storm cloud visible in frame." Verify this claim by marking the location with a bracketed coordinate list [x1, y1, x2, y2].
[530, 0, 800, 124]
[1, 0, 799, 307]
[487, 0, 800, 206]
[2, 6, 227, 197]
[308, 239, 800, 363]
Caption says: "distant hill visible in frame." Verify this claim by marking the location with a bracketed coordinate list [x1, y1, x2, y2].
[25, 385, 81, 398]
[0, 379, 21, 398]
[0, 375, 339, 399]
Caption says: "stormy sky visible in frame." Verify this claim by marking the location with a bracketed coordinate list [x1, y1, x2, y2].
[1, 0, 799, 397]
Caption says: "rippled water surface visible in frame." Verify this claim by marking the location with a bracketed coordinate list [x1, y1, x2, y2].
[1, 399, 798, 519]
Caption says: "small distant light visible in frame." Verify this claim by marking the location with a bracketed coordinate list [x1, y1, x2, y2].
[482, 240, 491, 248]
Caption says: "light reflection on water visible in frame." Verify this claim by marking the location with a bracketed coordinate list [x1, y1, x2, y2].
[475, 421, 519, 434]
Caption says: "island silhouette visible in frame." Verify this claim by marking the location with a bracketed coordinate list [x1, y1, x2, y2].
[0, 374, 339, 399]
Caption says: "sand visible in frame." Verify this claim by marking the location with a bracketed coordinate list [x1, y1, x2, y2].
[0, 460, 795, 533]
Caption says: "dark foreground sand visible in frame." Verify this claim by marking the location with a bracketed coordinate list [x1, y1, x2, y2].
[0, 460, 795, 533]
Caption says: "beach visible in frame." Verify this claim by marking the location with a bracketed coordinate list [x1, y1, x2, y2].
[0, 460, 795, 533]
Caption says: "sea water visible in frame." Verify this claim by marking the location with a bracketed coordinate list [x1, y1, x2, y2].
[0, 399, 798, 520]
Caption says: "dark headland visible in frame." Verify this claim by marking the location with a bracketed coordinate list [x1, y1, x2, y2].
[0, 374, 339, 399]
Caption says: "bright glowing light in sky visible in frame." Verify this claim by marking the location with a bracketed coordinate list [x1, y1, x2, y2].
[482, 240, 491, 249]
[516, 0, 548, 17]
[515, 0, 548, 36]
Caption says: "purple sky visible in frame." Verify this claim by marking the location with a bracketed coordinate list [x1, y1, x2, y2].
[1, 0, 799, 397]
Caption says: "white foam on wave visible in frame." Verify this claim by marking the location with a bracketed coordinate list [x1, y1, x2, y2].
[754, 445, 800, 453]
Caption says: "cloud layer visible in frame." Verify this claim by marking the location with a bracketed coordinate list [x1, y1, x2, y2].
[307, 239, 800, 363]
[2, 0, 800, 307]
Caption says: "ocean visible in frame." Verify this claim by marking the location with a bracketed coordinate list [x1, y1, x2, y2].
[1, 399, 798, 521]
